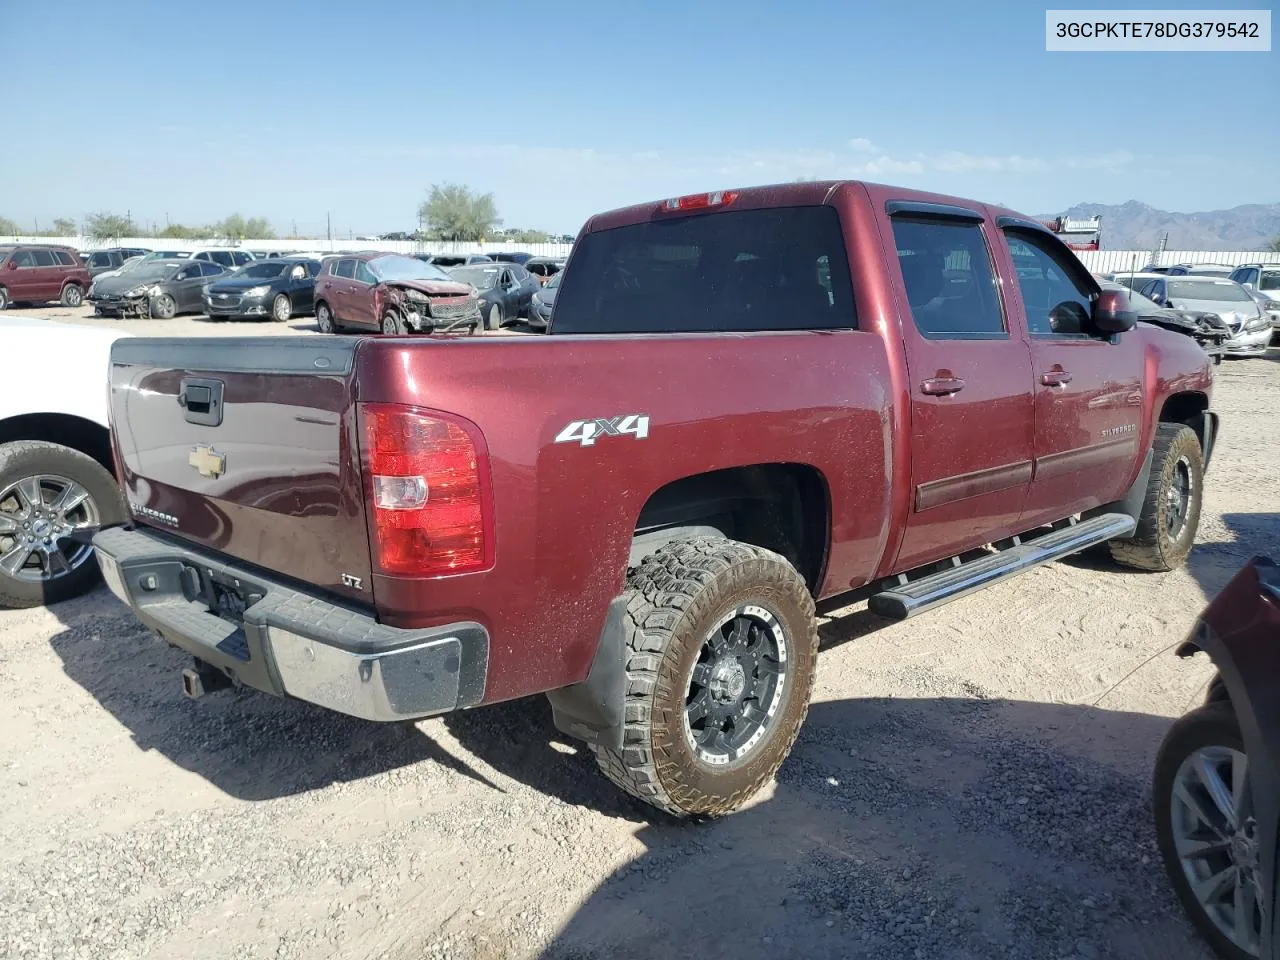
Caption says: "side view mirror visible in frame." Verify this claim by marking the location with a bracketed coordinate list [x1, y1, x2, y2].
[1092, 288, 1137, 334]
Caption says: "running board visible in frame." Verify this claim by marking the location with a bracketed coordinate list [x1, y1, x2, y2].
[868, 513, 1137, 621]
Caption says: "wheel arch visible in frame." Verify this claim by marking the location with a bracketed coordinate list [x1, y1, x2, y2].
[629, 462, 831, 595]
[0, 413, 114, 476]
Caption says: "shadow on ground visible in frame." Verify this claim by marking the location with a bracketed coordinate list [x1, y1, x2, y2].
[1186, 512, 1280, 601]
[518, 694, 1210, 960]
[46, 591, 499, 801]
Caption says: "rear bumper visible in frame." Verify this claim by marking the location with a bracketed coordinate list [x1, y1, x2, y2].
[92, 525, 489, 721]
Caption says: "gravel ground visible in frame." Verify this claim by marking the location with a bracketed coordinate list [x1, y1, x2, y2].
[2, 314, 1277, 959]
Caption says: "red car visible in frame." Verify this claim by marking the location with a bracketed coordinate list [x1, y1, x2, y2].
[311, 251, 481, 335]
[95, 179, 1215, 818]
[0, 243, 92, 310]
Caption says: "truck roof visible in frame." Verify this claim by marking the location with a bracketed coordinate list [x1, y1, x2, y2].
[583, 180, 1031, 234]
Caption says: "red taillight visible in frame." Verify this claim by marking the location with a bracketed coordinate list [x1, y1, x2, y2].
[659, 190, 739, 213]
[358, 403, 493, 577]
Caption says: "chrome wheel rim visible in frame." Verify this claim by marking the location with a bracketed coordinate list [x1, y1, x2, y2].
[683, 604, 788, 766]
[0, 474, 100, 584]
[1171, 745, 1261, 956]
[317, 304, 332, 332]
[1166, 455, 1193, 539]
[65, 286, 82, 306]
[273, 295, 290, 320]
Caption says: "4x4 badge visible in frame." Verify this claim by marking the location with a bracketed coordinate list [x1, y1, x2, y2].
[189, 444, 226, 479]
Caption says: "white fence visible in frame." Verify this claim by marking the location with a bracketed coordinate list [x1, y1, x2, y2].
[3, 235, 1278, 274]
[1076, 249, 1280, 273]
[0, 236, 575, 258]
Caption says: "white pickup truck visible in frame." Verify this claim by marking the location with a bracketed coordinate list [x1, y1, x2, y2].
[0, 317, 129, 607]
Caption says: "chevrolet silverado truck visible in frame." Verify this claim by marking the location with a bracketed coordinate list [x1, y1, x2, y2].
[93, 181, 1217, 818]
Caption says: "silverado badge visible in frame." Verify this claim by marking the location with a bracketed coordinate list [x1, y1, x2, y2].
[189, 444, 226, 479]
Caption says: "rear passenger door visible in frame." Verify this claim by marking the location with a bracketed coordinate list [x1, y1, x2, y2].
[350, 260, 379, 328]
[886, 206, 1036, 571]
[997, 227, 1144, 525]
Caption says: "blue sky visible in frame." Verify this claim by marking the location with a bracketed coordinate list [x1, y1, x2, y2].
[2, 0, 1275, 236]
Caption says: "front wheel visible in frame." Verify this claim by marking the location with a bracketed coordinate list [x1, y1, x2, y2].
[271, 294, 291, 322]
[150, 293, 176, 320]
[0, 441, 126, 609]
[592, 536, 818, 818]
[1110, 423, 1204, 571]
[0, 286, 8, 310]
[380, 310, 405, 335]
[1153, 703, 1260, 960]
[315, 301, 335, 334]
[60, 283, 83, 308]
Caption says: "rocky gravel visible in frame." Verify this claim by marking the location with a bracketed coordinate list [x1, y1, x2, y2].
[1, 337, 1277, 959]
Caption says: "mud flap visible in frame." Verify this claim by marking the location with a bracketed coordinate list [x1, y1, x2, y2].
[545, 595, 626, 752]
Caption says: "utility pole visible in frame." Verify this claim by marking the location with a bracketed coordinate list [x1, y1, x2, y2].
[326, 212, 332, 244]
[292, 219, 297, 238]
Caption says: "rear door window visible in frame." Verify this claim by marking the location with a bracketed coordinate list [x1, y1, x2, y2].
[335, 259, 356, 279]
[355, 261, 377, 285]
[889, 218, 1005, 338]
[55, 250, 76, 266]
[551, 205, 856, 334]
[31, 249, 57, 267]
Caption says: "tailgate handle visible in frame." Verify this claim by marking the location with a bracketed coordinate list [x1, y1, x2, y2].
[178, 377, 224, 426]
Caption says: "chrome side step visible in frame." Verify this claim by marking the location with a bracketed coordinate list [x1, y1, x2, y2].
[868, 513, 1137, 621]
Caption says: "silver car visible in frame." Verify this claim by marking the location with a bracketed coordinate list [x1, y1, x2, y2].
[1230, 263, 1280, 330]
[1137, 275, 1272, 357]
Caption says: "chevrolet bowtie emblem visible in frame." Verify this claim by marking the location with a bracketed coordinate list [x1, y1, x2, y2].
[189, 444, 226, 479]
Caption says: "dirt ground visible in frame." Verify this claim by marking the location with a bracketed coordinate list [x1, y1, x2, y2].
[2, 309, 1277, 959]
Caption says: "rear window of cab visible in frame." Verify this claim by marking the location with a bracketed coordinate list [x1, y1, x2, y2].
[551, 205, 856, 334]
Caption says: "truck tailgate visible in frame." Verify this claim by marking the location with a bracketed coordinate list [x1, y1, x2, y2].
[108, 338, 372, 604]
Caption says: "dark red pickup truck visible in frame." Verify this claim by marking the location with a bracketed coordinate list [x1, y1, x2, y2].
[94, 180, 1216, 817]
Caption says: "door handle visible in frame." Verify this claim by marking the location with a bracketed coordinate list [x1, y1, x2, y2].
[920, 377, 966, 396]
[1040, 370, 1073, 387]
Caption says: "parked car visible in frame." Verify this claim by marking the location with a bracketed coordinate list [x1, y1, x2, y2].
[89, 259, 226, 318]
[422, 253, 493, 267]
[87, 255, 147, 293]
[138, 250, 192, 262]
[1231, 264, 1280, 331]
[203, 257, 322, 322]
[0, 244, 91, 309]
[486, 251, 535, 265]
[1101, 281, 1228, 362]
[1136, 275, 1272, 356]
[0, 317, 129, 607]
[525, 257, 566, 284]
[446, 262, 539, 329]
[312, 252, 481, 334]
[190, 248, 255, 269]
[95, 180, 1217, 819]
[1167, 263, 1237, 277]
[527, 268, 560, 330]
[83, 247, 151, 279]
[1154, 556, 1280, 960]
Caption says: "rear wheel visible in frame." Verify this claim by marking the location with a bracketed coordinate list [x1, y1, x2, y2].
[1110, 423, 1204, 571]
[484, 303, 502, 331]
[271, 294, 291, 322]
[0, 441, 125, 609]
[381, 310, 405, 335]
[150, 293, 176, 320]
[1154, 703, 1260, 959]
[315, 301, 335, 334]
[592, 536, 819, 818]
[0, 287, 8, 310]
[60, 283, 83, 308]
